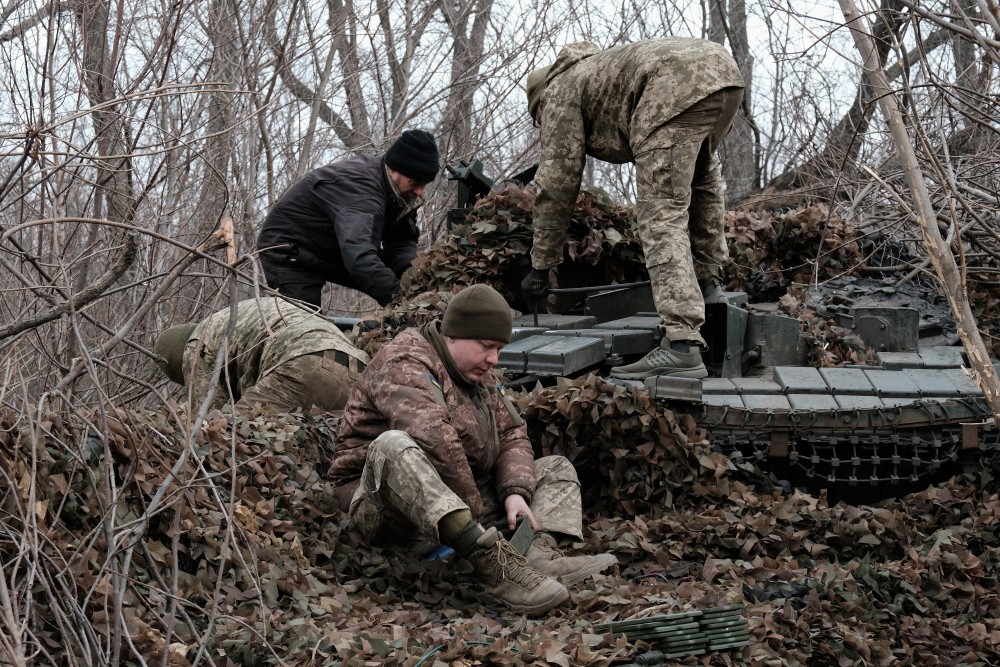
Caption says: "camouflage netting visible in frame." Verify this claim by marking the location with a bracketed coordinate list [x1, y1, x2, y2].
[514, 375, 721, 517]
[352, 185, 648, 359]
[7, 192, 1000, 665]
[966, 263, 1000, 358]
[5, 396, 1000, 665]
[400, 185, 648, 306]
[356, 190, 886, 366]
[724, 205, 864, 302]
[725, 205, 882, 366]
[727, 203, 1000, 358]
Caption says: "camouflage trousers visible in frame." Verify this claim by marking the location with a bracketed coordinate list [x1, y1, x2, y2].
[635, 86, 744, 345]
[236, 349, 365, 414]
[347, 430, 584, 553]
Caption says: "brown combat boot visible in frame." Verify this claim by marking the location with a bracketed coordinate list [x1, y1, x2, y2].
[525, 533, 618, 587]
[467, 527, 569, 615]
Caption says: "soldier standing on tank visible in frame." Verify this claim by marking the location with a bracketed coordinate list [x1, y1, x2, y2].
[520, 39, 745, 380]
[154, 297, 370, 414]
[329, 284, 616, 616]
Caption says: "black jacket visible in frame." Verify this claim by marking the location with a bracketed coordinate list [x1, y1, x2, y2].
[256, 153, 420, 306]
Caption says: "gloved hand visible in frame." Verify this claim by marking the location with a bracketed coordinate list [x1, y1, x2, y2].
[520, 267, 551, 305]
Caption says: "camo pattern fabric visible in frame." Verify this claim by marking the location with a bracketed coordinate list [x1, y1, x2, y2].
[638, 87, 744, 343]
[529, 37, 744, 270]
[347, 431, 584, 549]
[183, 297, 370, 410]
[235, 348, 365, 413]
[330, 326, 536, 519]
[476, 453, 583, 540]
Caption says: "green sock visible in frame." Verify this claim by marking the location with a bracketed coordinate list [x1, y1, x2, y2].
[438, 510, 484, 557]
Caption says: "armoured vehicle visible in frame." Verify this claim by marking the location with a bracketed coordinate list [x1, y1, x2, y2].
[444, 159, 999, 503]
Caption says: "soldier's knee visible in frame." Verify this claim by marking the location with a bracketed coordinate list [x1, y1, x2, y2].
[535, 455, 580, 484]
[369, 430, 420, 457]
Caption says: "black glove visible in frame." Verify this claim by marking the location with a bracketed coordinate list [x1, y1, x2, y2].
[520, 267, 551, 305]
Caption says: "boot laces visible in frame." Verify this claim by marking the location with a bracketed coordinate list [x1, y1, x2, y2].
[488, 538, 546, 587]
[642, 346, 677, 367]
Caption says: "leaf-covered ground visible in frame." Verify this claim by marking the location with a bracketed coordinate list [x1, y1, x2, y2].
[5, 379, 1000, 666]
[5, 189, 1000, 665]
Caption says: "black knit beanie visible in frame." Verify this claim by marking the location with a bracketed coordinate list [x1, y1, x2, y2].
[154, 322, 197, 385]
[441, 284, 513, 343]
[385, 129, 440, 184]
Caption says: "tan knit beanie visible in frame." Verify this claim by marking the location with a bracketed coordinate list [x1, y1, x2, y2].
[441, 284, 513, 343]
[525, 65, 552, 121]
[154, 322, 197, 385]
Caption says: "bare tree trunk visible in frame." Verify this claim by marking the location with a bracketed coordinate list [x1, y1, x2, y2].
[840, 0, 1000, 417]
[199, 0, 240, 226]
[265, 0, 441, 153]
[945, 0, 994, 154]
[709, 0, 758, 202]
[80, 0, 135, 225]
[264, 1, 366, 152]
[0, 1, 142, 347]
[440, 0, 495, 160]
[767, 0, 907, 197]
[329, 0, 371, 147]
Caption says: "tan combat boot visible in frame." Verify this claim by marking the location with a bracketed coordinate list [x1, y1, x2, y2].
[467, 527, 569, 615]
[525, 533, 618, 587]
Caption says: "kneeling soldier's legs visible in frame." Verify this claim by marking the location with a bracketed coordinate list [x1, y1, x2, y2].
[238, 350, 364, 414]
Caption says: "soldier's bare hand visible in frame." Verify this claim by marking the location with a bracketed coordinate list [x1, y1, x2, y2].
[503, 494, 538, 531]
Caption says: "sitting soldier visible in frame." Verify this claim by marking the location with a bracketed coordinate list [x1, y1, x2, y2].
[329, 284, 616, 615]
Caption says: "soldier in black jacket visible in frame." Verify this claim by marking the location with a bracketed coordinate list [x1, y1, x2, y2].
[257, 130, 440, 308]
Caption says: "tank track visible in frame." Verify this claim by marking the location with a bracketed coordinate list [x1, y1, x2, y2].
[503, 306, 997, 500]
[701, 398, 997, 489]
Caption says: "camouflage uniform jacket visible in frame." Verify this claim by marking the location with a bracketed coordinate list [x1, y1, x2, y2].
[531, 38, 745, 269]
[330, 325, 535, 518]
[185, 297, 370, 407]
